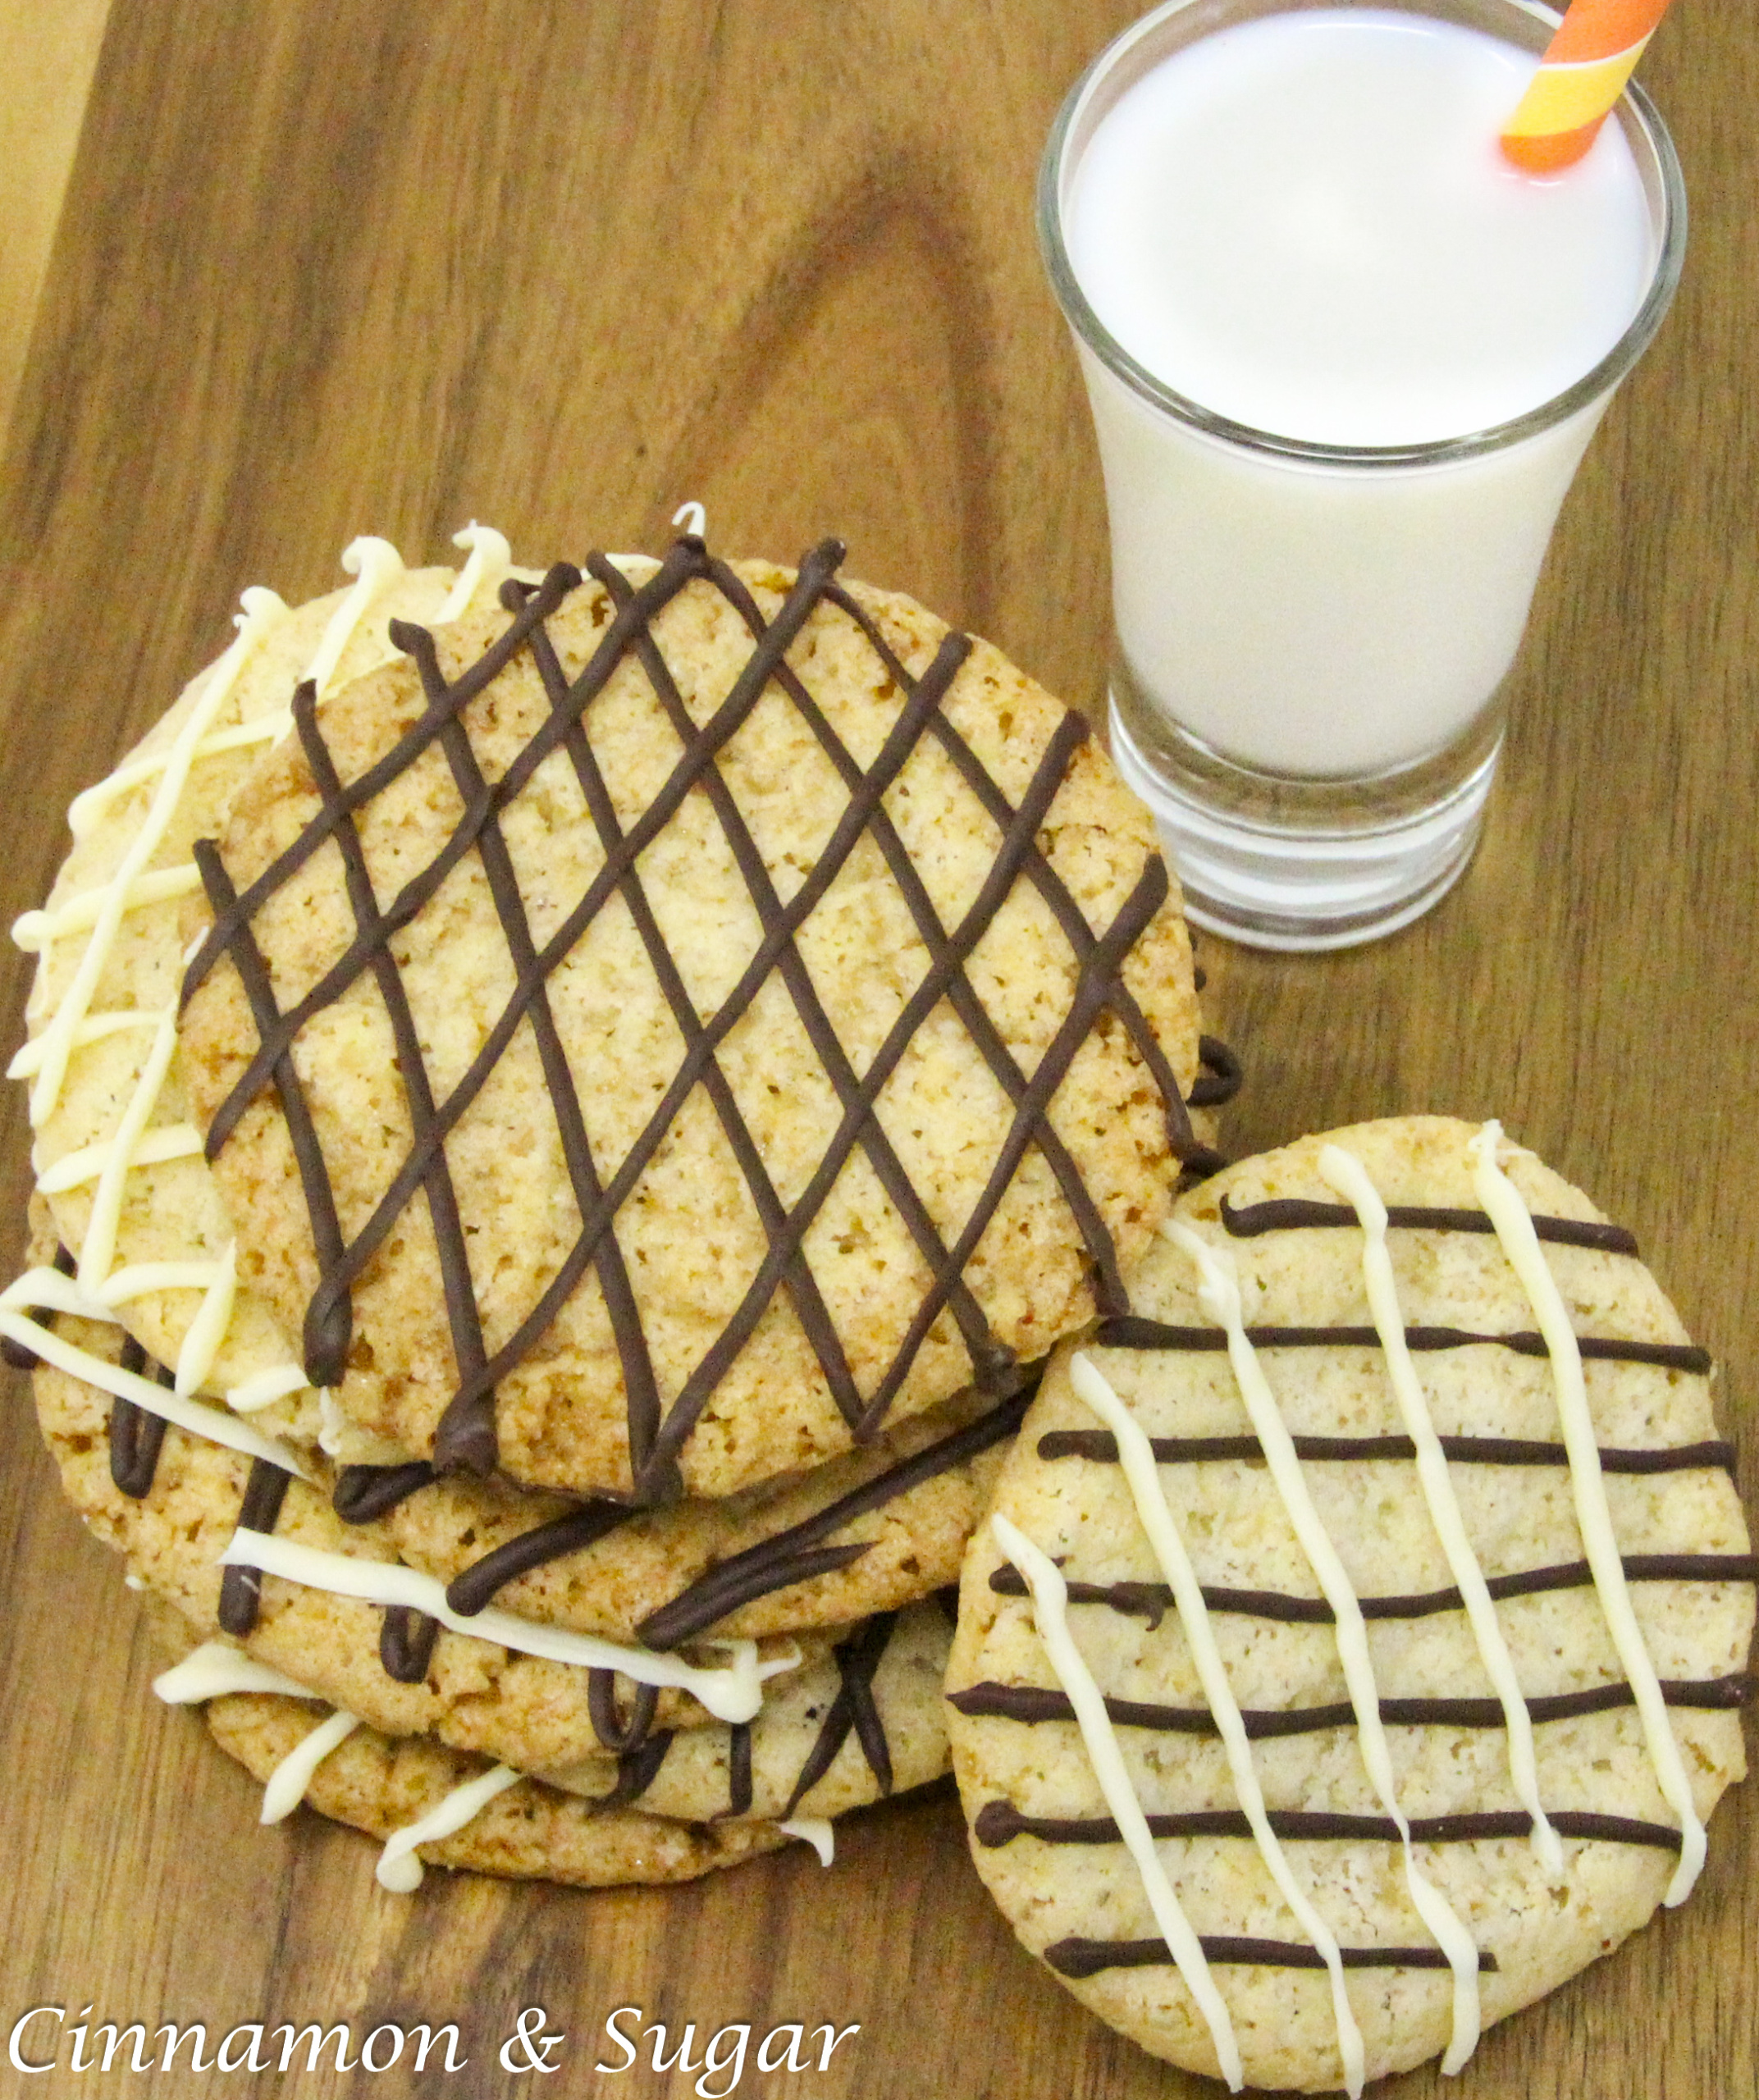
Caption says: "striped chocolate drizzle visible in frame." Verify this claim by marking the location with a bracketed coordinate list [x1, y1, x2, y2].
[1218, 1194, 1638, 1253]
[97, 1331, 1018, 1753]
[948, 1672, 1752, 1736]
[988, 1552, 1759, 1628]
[1045, 1937, 1497, 1980]
[974, 1799, 1685, 1853]
[1091, 1313, 1711, 1377]
[183, 537, 1207, 1495]
[969, 1162, 1751, 2002]
[1039, 1427, 1734, 1473]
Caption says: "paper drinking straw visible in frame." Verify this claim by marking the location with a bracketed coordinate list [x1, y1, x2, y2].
[1501, 0, 1673, 173]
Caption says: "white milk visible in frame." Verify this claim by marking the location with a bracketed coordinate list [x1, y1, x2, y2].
[1062, 8, 1656, 778]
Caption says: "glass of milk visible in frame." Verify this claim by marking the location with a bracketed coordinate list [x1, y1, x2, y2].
[1041, 0, 1686, 949]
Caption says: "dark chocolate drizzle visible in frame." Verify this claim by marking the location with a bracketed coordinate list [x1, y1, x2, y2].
[781, 1611, 898, 1817]
[335, 1382, 1029, 1655]
[989, 1553, 1758, 1629]
[1218, 1194, 1638, 1253]
[1036, 1428, 1737, 1476]
[636, 1382, 1035, 1650]
[1187, 1034, 1243, 1111]
[216, 1458, 293, 1636]
[108, 1334, 171, 1499]
[332, 1460, 436, 1523]
[379, 1605, 440, 1683]
[190, 834, 355, 1387]
[573, 1609, 911, 1818]
[1, 1241, 75, 1370]
[601, 1728, 675, 1809]
[946, 1673, 1752, 1736]
[1045, 1936, 1497, 1980]
[724, 1722, 754, 1818]
[1090, 1313, 1711, 1376]
[185, 537, 1203, 1495]
[87, 1331, 939, 1789]
[96, 1335, 1021, 1756]
[587, 1673, 660, 1755]
[974, 1799, 1684, 1853]
[444, 1499, 637, 1620]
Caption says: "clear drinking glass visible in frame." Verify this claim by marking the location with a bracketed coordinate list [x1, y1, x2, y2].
[1039, 0, 1687, 950]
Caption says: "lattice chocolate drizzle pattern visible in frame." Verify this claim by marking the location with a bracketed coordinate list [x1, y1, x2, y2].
[181, 537, 1213, 1497]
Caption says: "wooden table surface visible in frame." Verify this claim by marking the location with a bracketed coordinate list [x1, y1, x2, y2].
[1, 5, 1753, 2095]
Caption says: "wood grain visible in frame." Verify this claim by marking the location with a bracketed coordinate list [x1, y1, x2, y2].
[0, 4, 1752, 2096]
[0, 0, 112, 447]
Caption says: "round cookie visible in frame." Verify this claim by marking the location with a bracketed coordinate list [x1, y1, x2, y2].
[175, 537, 1207, 1502]
[366, 1379, 1026, 1646]
[11, 532, 532, 1443]
[945, 1116, 1754, 2092]
[203, 1691, 796, 1890]
[534, 1599, 954, 1821]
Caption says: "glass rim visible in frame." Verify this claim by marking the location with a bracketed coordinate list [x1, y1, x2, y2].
[1036, 0, 1689, 468]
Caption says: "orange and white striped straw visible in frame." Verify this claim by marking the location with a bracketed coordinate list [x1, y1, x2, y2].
[1501, 0, 1673, 173]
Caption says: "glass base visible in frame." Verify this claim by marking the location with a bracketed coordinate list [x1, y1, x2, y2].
[1107, 695, 1501, 952]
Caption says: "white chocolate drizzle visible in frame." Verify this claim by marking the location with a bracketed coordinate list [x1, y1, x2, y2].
[1468, 1123, 1706, 1903]
[151, 1645, 365, 1824]
[0, 1281, 308, 1477]
[174, 1241, 238, 1398]
[1167, 1221, 1484, 2075]
[1067, 1352, 1366, 2097]
[303, 538, 407, 701]
[779, 1817, 835, 1866]
[17, 587, 289, 1125]
[217, 1528, 780, 1723]
[154, 1641, 516, 1874]
[377, 1764, 523, 1892]
[12, 867, 204, 955]
[991, 1509, 1244, 2092]
[260, 1710, 363, 1825]
[9, 1008, 167, 1075]
[77, 1011, 179, 1289]
[1317, 1144, 1562, 1874]
[7, 530, 528, 1436]
[34, 1124, 203, 1191]
[153, 1639, 315, 1705]
[434, 523, 517, 626]
[225, 1365, 311, 1416]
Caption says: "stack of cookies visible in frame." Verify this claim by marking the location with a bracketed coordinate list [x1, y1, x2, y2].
[3, 527, 1227, 1889]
